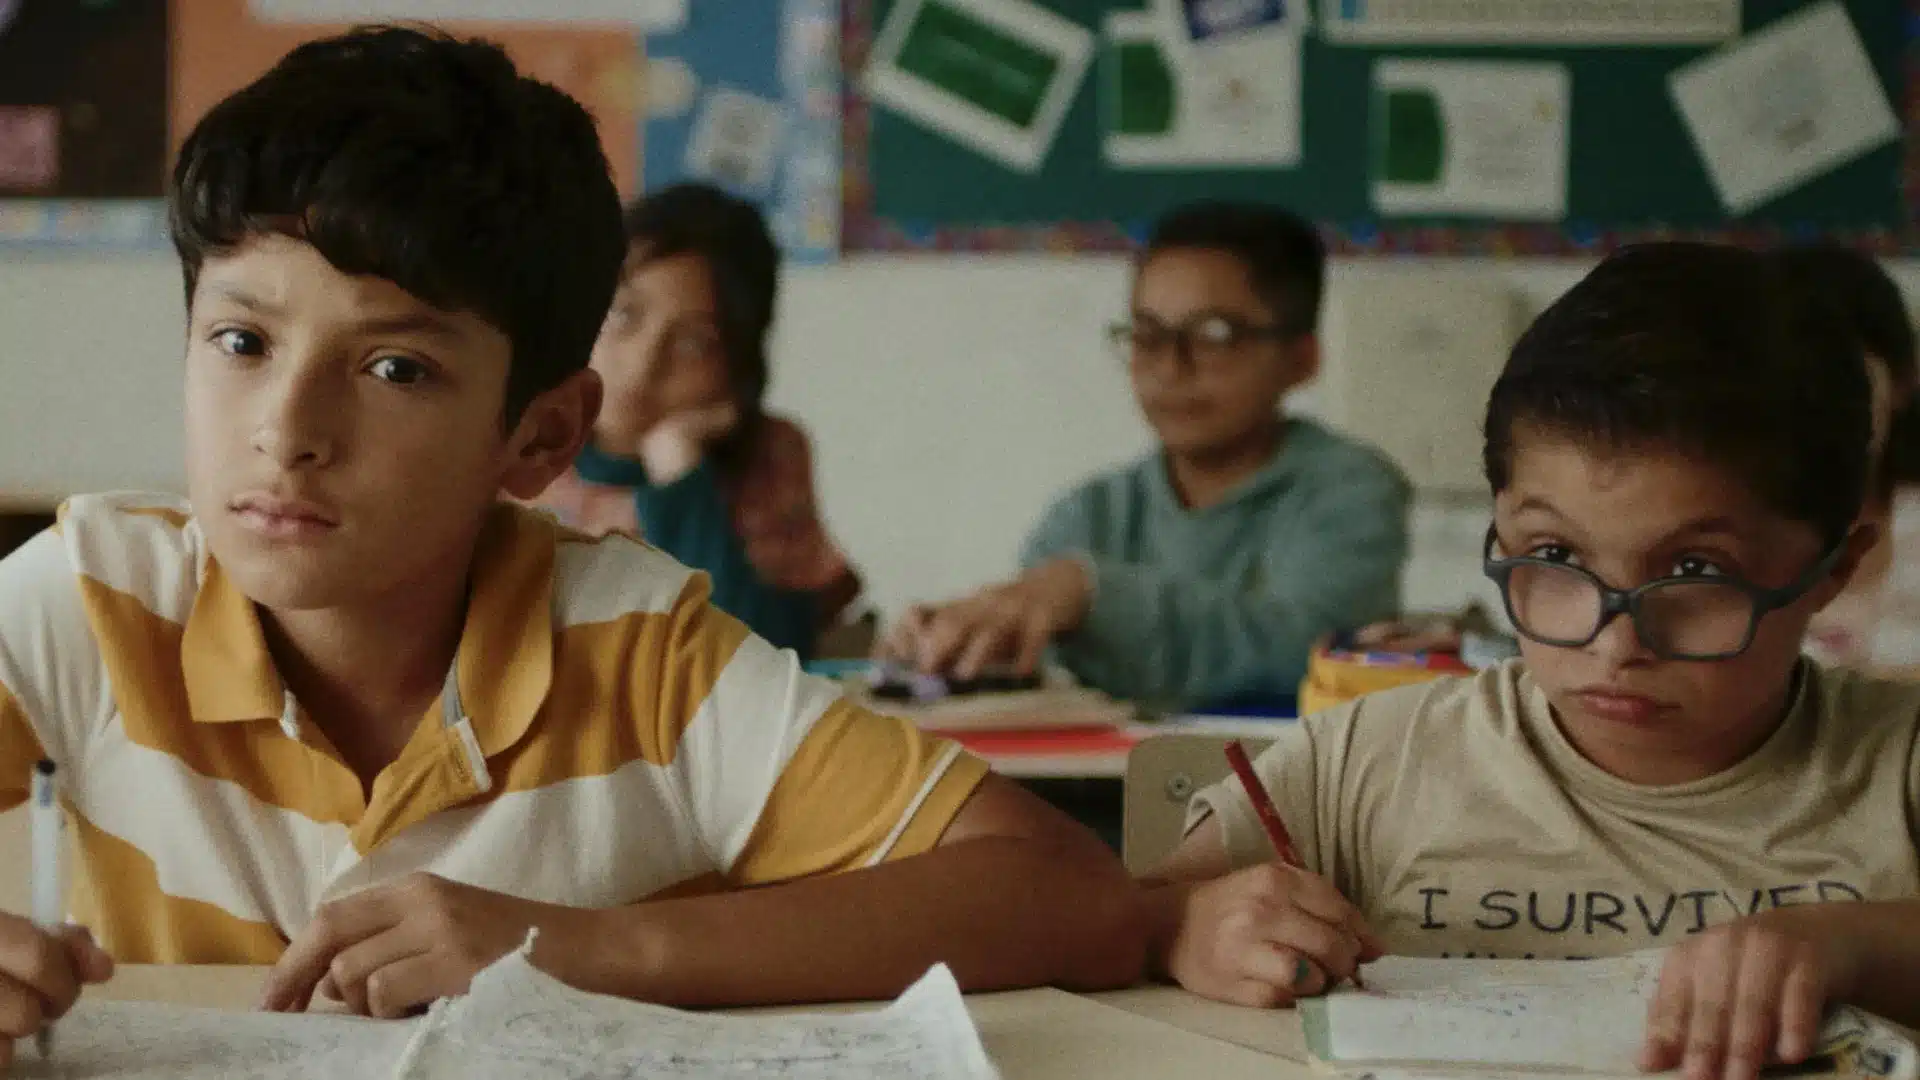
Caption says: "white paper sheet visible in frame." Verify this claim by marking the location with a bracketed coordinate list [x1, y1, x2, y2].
[864, 0, 1093, 173]
[8, 1000, 418, 1080]
[1102, 10, 1302, 168]
[1371, 59, 1569, 220]
[246, 0, 686, 31]
[12, 947, 998, 1080]
[1320, 0, 1736, 45]
[395, 950, 999, 1080]
[1669, 1, 1899, 216]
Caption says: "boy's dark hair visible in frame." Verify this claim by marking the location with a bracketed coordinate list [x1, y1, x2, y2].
[1484, 242, 1871, 548]
[1143, 201, 1325, 337]
[169, 25, 626, 422]
[1773, 243, 1916, 393]
[621, 183, 780, 473]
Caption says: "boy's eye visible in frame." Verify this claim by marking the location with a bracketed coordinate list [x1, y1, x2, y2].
[1528, 543, 1576, 564]
[1671, 555, 1727, 578]
[213, 328, 266, 357]
[367, 355, 431, 385]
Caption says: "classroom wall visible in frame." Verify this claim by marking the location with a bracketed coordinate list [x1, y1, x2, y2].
[7, 251, 1916, 623]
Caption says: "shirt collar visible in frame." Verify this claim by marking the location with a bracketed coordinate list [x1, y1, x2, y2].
[180, 504, 557, 756]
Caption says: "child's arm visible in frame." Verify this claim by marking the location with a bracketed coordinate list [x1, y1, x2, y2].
[1027, 461, 1410, 705]
[261, 772, 1143, 1015]
[557, 773, 1142, 1006]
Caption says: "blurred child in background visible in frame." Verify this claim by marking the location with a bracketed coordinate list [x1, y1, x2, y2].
[537, 184, 861, 660]
[881, 202, 1409, 710]
[1776, 244, 1920, 674]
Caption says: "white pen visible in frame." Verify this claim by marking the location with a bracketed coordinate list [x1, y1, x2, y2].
[30, 759, 61, 1061]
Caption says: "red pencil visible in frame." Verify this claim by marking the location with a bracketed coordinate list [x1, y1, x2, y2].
[1223, 739, 1367, 990]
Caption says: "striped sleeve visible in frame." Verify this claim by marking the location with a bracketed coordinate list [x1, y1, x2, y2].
[654, 576, 989, 886]
[0, 525, 94, 809]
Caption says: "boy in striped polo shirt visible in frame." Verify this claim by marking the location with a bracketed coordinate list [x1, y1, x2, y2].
[0, 26, 1140, 1059]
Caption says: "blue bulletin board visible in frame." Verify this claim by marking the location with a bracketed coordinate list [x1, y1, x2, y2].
[845, 0, 1917, 255]
[642, 0, 844, 264]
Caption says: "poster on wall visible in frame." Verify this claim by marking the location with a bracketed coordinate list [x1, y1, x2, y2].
[643, 0, 843, 264]
[0, 0, 171, 246]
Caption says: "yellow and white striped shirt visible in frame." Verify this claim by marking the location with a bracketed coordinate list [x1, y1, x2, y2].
[0, 494, 988, 963]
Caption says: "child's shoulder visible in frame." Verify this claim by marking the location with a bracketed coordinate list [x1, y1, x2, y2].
[510, 503, 699, 607]
[1802, 662, 1920, 748]
[1298, 661, 1536, 757]
[1285, 417, 1410, 495]
[17, 492, 205, 587]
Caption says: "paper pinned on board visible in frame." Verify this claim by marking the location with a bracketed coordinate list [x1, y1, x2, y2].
[1320, 0, 1736, 45]
[1100, 10, 1302, 168]
[246, 0, 687, 30]
[863, 0, 1093, 173]
[1669, 0, 1899, 216]
[1370, 59, 1569, 220]
[683, 86, 788, 197]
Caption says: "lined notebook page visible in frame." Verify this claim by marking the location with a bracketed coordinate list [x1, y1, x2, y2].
[1301, 953, 1662, 1072]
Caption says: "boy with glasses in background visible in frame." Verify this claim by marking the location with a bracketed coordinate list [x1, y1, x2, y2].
[1142, 243, 1920, 1080]
[880, 201, 1410, 711]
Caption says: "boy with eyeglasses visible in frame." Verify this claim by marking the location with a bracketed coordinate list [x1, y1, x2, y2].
[1141, 243, 1920, 1080]
[879, 201, 1410, 710]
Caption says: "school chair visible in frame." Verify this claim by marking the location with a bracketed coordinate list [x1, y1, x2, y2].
[1122, 734, 1273, 876]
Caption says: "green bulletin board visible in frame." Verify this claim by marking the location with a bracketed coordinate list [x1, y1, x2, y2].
[844, 0, 1911, 254]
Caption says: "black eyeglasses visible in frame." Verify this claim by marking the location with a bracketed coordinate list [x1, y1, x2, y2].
[1481, 527, 1844, 661]
[1107, 313, 1295, 375]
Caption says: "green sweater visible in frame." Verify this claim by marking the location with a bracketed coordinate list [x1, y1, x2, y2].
[1021, 419, 1411, 710]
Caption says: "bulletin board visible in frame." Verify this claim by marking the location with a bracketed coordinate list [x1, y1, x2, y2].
[845, 0, 1915, 255]
[643, 0, 844, 264]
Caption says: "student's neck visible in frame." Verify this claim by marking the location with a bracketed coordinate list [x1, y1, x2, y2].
[259, 570, 470, 789]
[1166, 420, 1284, 511]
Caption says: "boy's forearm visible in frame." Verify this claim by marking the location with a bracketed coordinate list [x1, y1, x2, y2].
[1137, 879, 1197, 983]
[1834, 899, 1920, 1025]
[558, 837, 1146, 1008]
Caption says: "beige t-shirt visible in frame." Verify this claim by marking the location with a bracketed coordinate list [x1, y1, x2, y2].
[1189, 661, 1920, 960]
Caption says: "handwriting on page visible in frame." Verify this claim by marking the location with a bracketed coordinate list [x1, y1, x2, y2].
[394, 951, 1000, 1080]
[9, 1000, 417, 1080]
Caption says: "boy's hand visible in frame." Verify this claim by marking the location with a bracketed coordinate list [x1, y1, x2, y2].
[0, 915, 113, 1071]
[637, 403, 740, 484]
[1164, 862, 1382, 1009]
[879, 559, 1091, 679]
[260, 874, 600, 1020]
[1640, 907, 1863, 1080]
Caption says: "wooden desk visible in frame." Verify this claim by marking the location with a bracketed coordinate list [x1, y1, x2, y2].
[90, 965, 1314, 1080]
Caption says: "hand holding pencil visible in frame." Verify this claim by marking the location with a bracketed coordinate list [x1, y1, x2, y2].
[1158, 741, 1383, 1009]
[0, 762, 112, 1072]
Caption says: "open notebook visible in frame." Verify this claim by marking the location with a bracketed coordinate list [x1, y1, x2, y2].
[1301, 953, 1918, 1080]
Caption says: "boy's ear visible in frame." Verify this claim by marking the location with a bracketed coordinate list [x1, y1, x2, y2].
[1812, 521, 1883, 609]
[499, 369, 602, 501]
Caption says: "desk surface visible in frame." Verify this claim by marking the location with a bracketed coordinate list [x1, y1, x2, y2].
[90, 965, 1313, 1080]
